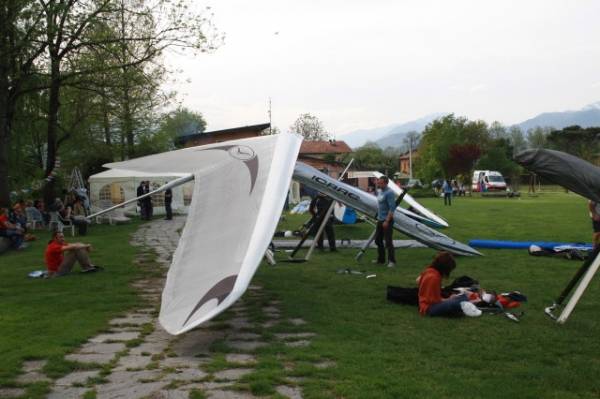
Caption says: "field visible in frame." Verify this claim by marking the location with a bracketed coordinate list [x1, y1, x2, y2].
[1, 194, 600, 398]
[258, 193, 600, 398]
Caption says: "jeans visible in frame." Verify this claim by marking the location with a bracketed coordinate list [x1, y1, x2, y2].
[444, 193, 452, 206]
[311, 220, 336, 250]
[165, 202, 172, 220]
[375, 220, 395, 263]
[427, 294, 469, 317]
[0, 229, 24, 248]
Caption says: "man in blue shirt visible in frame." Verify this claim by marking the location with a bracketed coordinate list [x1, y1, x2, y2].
[442, 179, 453, 206]
[374, 176, 397, 267]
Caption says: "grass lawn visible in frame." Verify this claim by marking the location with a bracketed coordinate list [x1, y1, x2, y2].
[1, 194, 599, 399]
[252, 193, 600, 398]
[0, 220, 148, 396]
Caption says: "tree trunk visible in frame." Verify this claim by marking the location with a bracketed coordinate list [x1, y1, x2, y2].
[0, 90, 11, 207]
[101, 90, 111, 146]
[0, 4, 12, 207]
[123, 86, 134, 157]
[43, 59, 61, 205]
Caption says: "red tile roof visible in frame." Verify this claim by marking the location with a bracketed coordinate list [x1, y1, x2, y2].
[299, 140, 352, 155]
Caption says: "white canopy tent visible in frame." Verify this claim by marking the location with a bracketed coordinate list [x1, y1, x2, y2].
[88, 168, 193, 215]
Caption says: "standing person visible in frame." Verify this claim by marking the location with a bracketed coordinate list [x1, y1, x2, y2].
[164, 188, 173, 220]
[136, 181, 146, 220]
[478, 172, 487, 193]
[143, 181, 153, 220]
[45, 231, 101, 277]
[309, 193, 336, 251]
[442, 179, 452, 206]
[374, 176, 396, 267]
[589, 200, 600, 250]
[418, 251, 481, 317]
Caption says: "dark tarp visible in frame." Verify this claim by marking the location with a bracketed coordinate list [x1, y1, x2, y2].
[514, 148, 600, 203]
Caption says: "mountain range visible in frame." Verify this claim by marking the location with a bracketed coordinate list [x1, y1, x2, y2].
[338, 102, 600, 149]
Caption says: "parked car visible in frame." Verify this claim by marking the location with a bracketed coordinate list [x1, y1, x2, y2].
[405, 179, 423, 189]
[471, 170, 507, 192]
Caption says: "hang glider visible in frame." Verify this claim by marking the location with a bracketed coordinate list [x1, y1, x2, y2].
[514, 148, 600, 323]
[514, 148, 600, 203]
[102, 134, 301, 334]
[293, 162, 480, 256]
[95, 134, 480, 335]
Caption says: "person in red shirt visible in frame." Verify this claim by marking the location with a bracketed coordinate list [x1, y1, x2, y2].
[45, 231, 100, 277]
[418, 251, 481, 317]
[0, 207, 26, 250]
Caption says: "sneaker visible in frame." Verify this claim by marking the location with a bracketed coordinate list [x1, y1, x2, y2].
[387, 262, 396, 268]
[81, 267, 98, 273]
[460, 301, 482, 317]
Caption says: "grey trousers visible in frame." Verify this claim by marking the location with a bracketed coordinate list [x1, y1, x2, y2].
[56, 248, 94, 276]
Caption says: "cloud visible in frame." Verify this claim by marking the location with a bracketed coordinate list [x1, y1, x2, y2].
[469, 84, 487, 93]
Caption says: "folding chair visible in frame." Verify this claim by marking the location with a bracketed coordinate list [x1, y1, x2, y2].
[48, 212, 76, 236]
[25, 208, 44, 230]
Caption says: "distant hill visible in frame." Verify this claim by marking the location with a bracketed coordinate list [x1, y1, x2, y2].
[517, 102, 600, 131]
[339, 113, 444, 148]
[375, 114, 445, 148]
[337, 124, 403, 148]
[338, 102, 600, 150]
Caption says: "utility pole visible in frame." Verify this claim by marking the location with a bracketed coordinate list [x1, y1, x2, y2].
[268, 97, 272, 135]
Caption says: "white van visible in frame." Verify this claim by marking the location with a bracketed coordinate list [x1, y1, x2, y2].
[472, 170, 507, 192]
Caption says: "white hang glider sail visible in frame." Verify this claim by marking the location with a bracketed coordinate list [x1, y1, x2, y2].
[103, 134, 302, 335]
[372, 172, 449, 228]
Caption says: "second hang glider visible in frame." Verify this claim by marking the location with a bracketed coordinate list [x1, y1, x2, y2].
[97, 134, 480, 335]
[515, 148, 600, 324]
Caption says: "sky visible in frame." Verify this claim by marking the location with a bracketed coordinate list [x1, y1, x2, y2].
[165, 0, 600, 137]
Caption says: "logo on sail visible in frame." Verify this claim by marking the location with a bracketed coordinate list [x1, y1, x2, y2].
[228, 145, 256, 161]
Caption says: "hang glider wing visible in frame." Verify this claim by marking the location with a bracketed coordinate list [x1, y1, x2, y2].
[293, 162, 481, 256]
[372, 172, 449, 228]
[514, 148, 600, 203]
[105, 134, 302, 334]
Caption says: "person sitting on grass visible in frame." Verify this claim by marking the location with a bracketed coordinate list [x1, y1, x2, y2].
[44, 231, 101, 277]
[418, 251, 481, 317]
[10, 202, 29, 233]
[0, 207, 26, 250]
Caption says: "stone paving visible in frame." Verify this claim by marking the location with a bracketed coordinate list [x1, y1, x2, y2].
[0, 216, 335, 399]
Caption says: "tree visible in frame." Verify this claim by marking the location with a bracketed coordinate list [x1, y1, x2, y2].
[414, 114, 489, 182]
[35, 0, 220, 203]
[476, 138, 519, 179]
[444, 144, 482, 178]
[546, 125, 600, 162]
[508, 126, 527, 156]
[262, 126, 280, 135]
[349, 143, 400, 175]
[289, 113, 329, 141]
[159, 107, 206, 148]
[0, 0, 46, 205]
[488, 121, 508, 140]
[526, 126, 551, 149]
